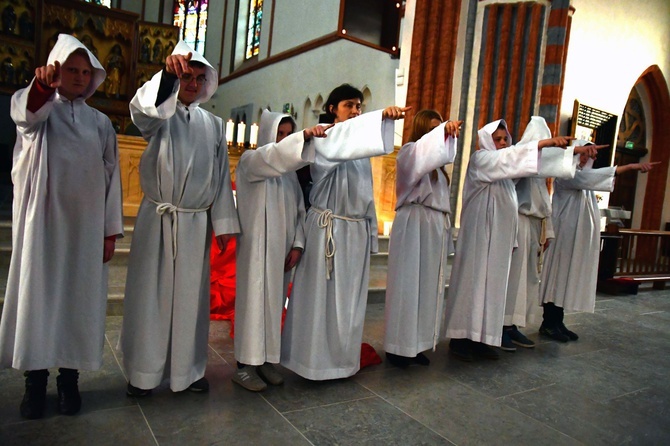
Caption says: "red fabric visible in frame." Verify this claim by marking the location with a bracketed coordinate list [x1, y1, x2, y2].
[27, 80, 55, 113]
[360, 343, 382, 369]
[209, 235, 236, 338]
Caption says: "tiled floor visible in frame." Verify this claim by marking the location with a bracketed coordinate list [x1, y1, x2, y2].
[1, 289, 669, 445]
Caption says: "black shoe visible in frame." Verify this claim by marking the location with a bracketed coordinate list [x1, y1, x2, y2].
[20, 370, 49, 420]
[539, 323, 570, 342]
[57, 368, 81, 416]
[413, 352, 430, 366]
[385, 352, 412, 368]
[500, 329, 517, 352]
[188, 377, 209, 393]
[449, 338, 474, 362]
[508, 325, 536, 348]
[126, 383, 152, 397]
[472, 342, 500, 360]
[558, 323, 579, 341]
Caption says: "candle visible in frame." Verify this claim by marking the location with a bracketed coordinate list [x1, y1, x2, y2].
[249, 122, 259, 147]
[237, 122, 246, 145]
[225, 119, 234, 146]
[383, 221, 392, 236]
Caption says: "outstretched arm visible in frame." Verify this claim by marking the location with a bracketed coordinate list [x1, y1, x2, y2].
[382, 106, 412, 120]
[616, 161, 660, 175]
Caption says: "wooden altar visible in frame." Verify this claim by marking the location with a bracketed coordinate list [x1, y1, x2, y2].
[119, 135, 400, 232]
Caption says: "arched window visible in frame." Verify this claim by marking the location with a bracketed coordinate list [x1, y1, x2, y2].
[81, 0, 111, 7]
[173, 1, 208, 55]
[245, 0, 263, 59]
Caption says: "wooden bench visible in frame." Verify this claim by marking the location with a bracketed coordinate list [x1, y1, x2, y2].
[597, 226, 670, 295]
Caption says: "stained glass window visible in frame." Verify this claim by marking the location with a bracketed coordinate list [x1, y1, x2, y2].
[246, 0, 263, 59]
[82, 0, 111, 7]
[173, 1, 208, 55]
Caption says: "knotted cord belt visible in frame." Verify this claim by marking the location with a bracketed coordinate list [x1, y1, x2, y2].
[538, 217, 548, 274]
[311, 207, 365, 280]
[150, 198, 209, 259]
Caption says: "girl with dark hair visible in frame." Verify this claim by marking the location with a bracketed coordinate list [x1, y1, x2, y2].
[281, 84, 409, 380]
[384, 110, 461, 368]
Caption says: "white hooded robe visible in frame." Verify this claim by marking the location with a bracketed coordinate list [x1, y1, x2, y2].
[234, 110, 312, 366]
[0, 34, 123, 371]
[281, 110, 395, 380]
[384, 122, 457, 357]
[504, 117, 577, 327]
[442, 119, 541, 347]
[121, 42, 239, 391]
[540, 145, 615, 313]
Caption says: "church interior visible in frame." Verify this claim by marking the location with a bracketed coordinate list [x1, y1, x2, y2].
[0, 0, 669, 444]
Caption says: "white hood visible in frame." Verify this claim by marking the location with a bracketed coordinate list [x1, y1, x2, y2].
[478, 119, 512, 151]
[47, 34, 106, 100]
[171, 40, 218, 104]
[573, 139, 596, 169]
[518, 116, 551, 144]
[257, 109, 296, 146]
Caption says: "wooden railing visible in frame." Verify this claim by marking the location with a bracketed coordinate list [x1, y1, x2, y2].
[616, 229, 670, 275]
[598, 226, 670, 294]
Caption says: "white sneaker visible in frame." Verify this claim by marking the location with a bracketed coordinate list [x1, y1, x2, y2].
[232, 367, 267, 392]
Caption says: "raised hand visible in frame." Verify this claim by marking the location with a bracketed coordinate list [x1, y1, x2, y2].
[165, 52, 193, 78]
[304, 123, 335, 140]
[445, 120, 463, 138]
[538, 136, 575, 149]
[574, 144, 608, 158]
[616, 161, 661, 175]
[34, 60, 61, 89]
[634, 161, 661, 173]
[382, 106, 412, 120]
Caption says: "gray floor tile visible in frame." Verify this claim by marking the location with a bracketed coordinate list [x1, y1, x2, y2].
[0, 406, 156, 446]
[283, 396, 452, 446]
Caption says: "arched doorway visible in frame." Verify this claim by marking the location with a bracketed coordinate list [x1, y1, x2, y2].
[635, 66, 670, 230]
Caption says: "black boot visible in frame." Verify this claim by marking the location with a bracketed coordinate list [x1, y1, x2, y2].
[540, 303, 569, 342]
[556, 306, 579, 341]
[20, 369, 49, 419]
[57, 368, 81, 415]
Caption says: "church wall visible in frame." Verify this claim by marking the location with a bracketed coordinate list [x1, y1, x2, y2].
[206, 39, 399, 127]
[559, 0, 670, 229]
[269, 0, 340, 56]
[559, 0, 670, 135]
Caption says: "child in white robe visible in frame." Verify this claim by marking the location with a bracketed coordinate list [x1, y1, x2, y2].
[233, 110, 331, 391]
[121, 42, 239, 395]
[384, 110, 461, 367]
[539, 145, 658, 341]
[0, 34, 123, 418]
[281, 84, 408, 380]
[443, 119, 578, 361]
[501, 116, 583, 351]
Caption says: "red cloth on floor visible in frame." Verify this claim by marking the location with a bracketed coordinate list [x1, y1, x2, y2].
[360, 343, 382, 369]
[210, 235, 236, 337]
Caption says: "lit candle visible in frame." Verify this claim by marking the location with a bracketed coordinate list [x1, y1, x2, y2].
[225, 120, 235, 146]
[250, 123, 259, 148]
[383, 221, 393, 236]
[237, 122, 246, 145]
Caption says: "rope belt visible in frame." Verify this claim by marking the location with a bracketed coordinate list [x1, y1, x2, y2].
[150, 199, 209, 259]
[311, 207, 366, 280]
[537, 217, 548, 274]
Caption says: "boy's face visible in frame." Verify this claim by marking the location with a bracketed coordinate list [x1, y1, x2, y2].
[178, 64, 207, 106]
[276, 122, 294, 143]
[59, 53, 92, 101]
[492, 128, 510, 149]
[331, 98, 362, 123]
